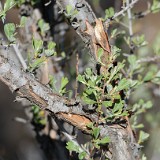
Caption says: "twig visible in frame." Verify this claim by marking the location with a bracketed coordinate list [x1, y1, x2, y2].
[137, 55, 160, 63]
[75, 53, 79, 99]
[12, 44, 27, 70]
[105, 0, 139, 24]
[127, 0, 133, 37]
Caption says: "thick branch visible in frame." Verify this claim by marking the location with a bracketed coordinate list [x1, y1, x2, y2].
[0, 55, 93, 131]
[56, 0, 96, 45]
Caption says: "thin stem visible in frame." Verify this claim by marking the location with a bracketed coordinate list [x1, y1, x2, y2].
[105, 0, 139, 24]
[137, 55, 160, 63]
[75, 53, 79, 99]
[13, 44, 27, 70]
[127, 0, 133, 37]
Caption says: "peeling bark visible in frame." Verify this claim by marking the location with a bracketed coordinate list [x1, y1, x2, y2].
[0, 55, 92, 132]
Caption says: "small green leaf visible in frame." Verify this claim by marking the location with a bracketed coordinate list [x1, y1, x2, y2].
[97, 48, 104, 63]
[93, 127, 100, 139]
[49, 75, 57, 92]
[4, 0, 16, 12]
[112, 101, 124, 113]
[128, 55, 136, 65]
[111, 29, 117, 38]
[105, 7, 115, 19]
[45, 42, 56, 57]
[77, 75, 86, 84]
[38, 19, 50, 35]
[66, 5, 73, 15]
[19, 16, 27, 27]
[102, 101, 113, 107]
[133, 124, 144, 129]
[138, 131, 149, 144]
[60, 77, 69, 91]
[132, 35, 148, 47]
[4, 23, 16, 42]
[32, 38, 43, 56]
[145, 101, 153, 109]
[86, 122, 93, 129]
[155, 70, 160, 78]
[82, 96, 96, 105]
[78, 151, 87, 160]
[48, 41, 56, 49]
[66, 141, 80, 152]
[151, 0, 160, 13]
[111, 29, 125, 38]
[29, 56, 46, 72]
[116, 78, 130, 91]
[99, 136, 110, 144]
[85, 68, 92, 76]
[66, 5, 78, 17]
[143, 71, 154, 82]
[95, 136, 110, 145]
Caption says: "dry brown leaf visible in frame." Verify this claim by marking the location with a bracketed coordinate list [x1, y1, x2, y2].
[94, 19, 111, 53]
[84, 19, 111, 69]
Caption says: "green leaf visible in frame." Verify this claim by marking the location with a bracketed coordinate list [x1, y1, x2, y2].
[97, 48, 104, 64]
[29, 56, 46, 72]
[133, 123, 144, 129]
[32, 105, 40, 114]
[128, 55, 136, 66]
[82, 96, 96, 105]
[92, 127, 100, 139]
[48, 41, 56, 49]
[143, 71, 154, 82]
[49, 75, 57, 91]
[45, 41, 56, 57]
[66, 5, 73, 15]
[116, 78, 130, 91]
[151, 0, 160, 13]
[19, 16, 27, 27]
[77, 74, 86, 84]
[132, 35, 148, 47]
[60, 77, 69, 91]
[145, 101, 153, 109]
[111, 29, 125, 38]
[95, 136, 110, 145]
[32, 38, 43, 56]
[38, 19, 50, 35]
[78, 152, 87, 160]
[138, 131, 149, 144]
[4, 0, 16, 12]
[111, 29, 117, 38]
[66, 5, 78, 17]
[66, 141, 80, 153]
[85, 68, 92, 76]
[112, 101, 124, 113]
[102, 101, 113, 107]
[86, 122, 94, 129]
[105, 7, 115, 19]
[108, 62, 124, 82]
[4, 23, 16, 42]
[153, 33, 160, 54]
